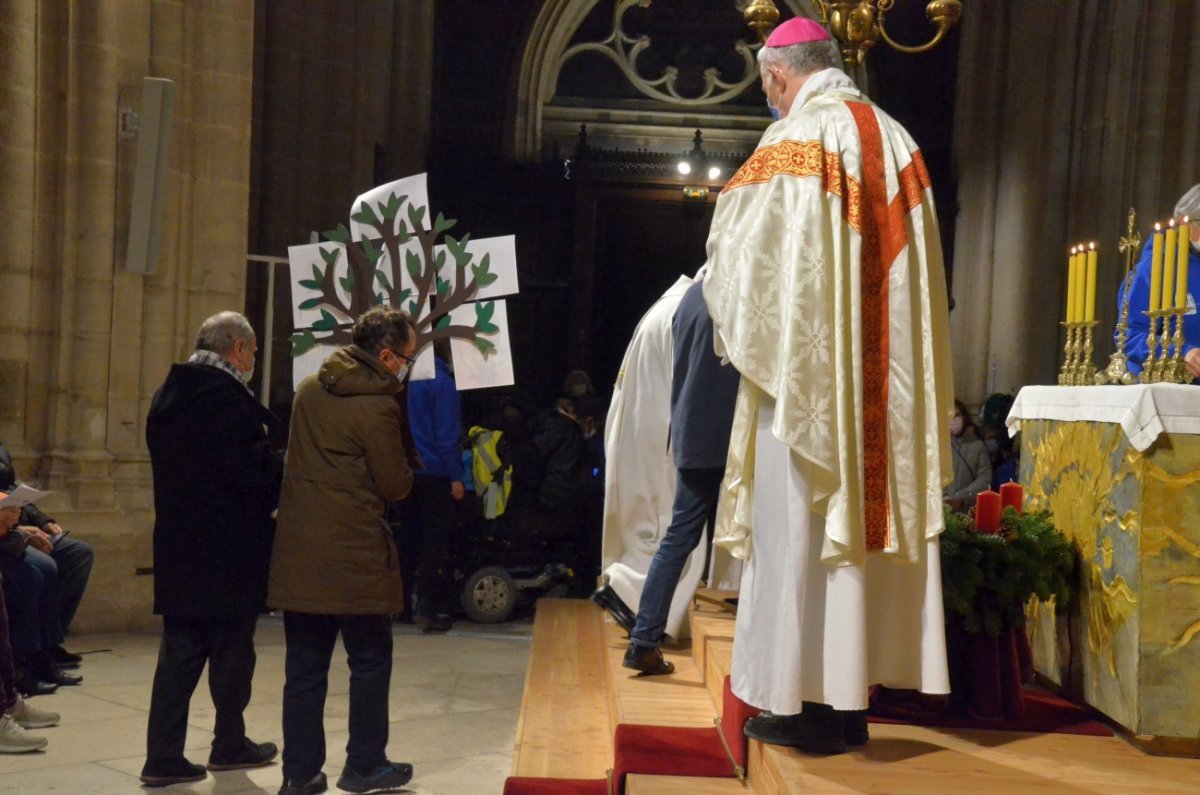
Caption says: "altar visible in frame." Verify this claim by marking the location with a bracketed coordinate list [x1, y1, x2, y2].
[1008, 383, 1200, 752]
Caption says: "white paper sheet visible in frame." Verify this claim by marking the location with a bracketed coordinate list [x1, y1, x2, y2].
[0, 483, 50, 508]
[447, 300, 513, 390]
[349, 174, 429, 241]
[431, 234, 520, 300]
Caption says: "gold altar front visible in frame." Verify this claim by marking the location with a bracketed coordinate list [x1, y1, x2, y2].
[1020, 418, 1200, 749]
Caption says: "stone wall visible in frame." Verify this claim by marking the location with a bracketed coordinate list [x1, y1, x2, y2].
[0, 0, 255, 632]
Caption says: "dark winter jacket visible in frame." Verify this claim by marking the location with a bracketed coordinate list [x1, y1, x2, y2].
[146, 363, 283, 616]
[268, 345, 414, 615]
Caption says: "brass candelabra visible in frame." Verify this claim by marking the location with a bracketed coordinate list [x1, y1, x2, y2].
[1058, 321, 1098, 386]
[1096, 208, 1140, 385]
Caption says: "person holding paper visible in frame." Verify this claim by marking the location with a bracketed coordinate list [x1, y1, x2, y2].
[0, 444, 95, 670]
[142, 311, 283, 787]
[1122, 184, 1200, 380]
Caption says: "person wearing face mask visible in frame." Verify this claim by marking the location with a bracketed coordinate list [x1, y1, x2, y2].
[943, 401, 992, 512]
[563, 369, 595, 400]
[269, 306, 419, 795]
[703, 16, 954, 753]
[1121, 183, 1200, 382]
[142, 311, 284, 787]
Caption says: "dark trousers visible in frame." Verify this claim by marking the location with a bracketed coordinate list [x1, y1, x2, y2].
[281, 612, 393, 780]
[630, 467, 725, 649]
[145, 613, 258, 763]
[37, 534, 95, 632]
[0, 552, 63, 657]
[393, 475, 455, 619]
[0, 580, 18, 713]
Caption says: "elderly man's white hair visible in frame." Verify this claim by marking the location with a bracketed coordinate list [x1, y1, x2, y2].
[1175, 184, 1200, 220]
[194, 311, 255, 355]
[756, 37, 842, 77]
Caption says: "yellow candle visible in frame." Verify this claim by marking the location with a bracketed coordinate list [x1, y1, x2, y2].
[1162, 219, 1177, 311]
[1074, 244, 1087, 323]
[1084, 242, 1098, 322]
[1177, 216, 1191, 309]
[1066, 246, 1077, 322]
[1149, 223, 1163, 312]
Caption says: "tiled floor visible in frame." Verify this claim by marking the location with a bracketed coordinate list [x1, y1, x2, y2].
[0, 616, 533, 794]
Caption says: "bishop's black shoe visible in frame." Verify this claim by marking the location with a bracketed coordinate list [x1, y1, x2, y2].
[591, 583, 636, 634]
[841, 709, 869, 746]
[743, 704, 847, 755]
[622, 643, 675, 676]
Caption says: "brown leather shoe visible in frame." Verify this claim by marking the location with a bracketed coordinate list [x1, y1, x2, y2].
[622, 643, 675, 675]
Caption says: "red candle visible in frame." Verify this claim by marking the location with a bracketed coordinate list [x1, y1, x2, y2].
[975, 489, 1002, 534]
[999, 481, 1023, 514]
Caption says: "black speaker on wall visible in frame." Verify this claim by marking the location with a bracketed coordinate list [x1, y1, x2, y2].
[124, 77, 175, 274]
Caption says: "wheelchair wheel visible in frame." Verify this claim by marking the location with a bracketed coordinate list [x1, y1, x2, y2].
[460, 566, 517, 623]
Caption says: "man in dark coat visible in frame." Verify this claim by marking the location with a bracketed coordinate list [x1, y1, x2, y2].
[141, 311, 283, 787]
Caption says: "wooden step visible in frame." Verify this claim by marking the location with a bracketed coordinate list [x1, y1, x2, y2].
[600, 606, 715, 728]
[511, 598, 612, 777]
[626, 773, 755, 794]
[691, 594, 737, 714]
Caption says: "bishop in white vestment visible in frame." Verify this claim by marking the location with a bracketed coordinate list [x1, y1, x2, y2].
[703, 18, 955, 751]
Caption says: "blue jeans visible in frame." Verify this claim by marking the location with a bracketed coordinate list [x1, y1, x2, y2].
[281, 612, 394, 780]
[0, 551, 63, 656]
[630, 467, 725, 649]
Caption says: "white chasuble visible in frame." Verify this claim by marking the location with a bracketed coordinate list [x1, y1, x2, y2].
[600, 276, 705, 640]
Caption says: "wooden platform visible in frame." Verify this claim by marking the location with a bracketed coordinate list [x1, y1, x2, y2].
[512, 595, 1200, 793]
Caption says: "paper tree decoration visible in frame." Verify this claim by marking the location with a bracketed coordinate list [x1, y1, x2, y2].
[286, 174, 519, 390]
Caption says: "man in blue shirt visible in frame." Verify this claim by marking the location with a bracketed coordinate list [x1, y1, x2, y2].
[1121, 184, 1200, 381]
[394, 340, 464, 631]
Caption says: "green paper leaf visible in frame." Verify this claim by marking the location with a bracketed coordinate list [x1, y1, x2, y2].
[435, 250, 447, 272]
[435, 315, 450, 330]
[433, 212, 456, 236]
[375, 293, 386, 303]
[290, 330, 316, 356]
[473, 336, 496, 359]
[381, 192, 406, 222]
[311, 264, 322, 282]
[312, 309, 337, 332]
[405, 249, 423, 281]
[407, 300, 419, 316]
[375, 269, 393, 291]
[360, 237, 383, 266]
[298, 297, 323, 310]
[436, 276, 450, 297]
[319, 246, 341, 267]
[323, 224, 351, 244]
[475, 301, 495, 324]
[397, 288, 412, 303]
[407, 203, 427, 232]
[351, 202, 381, 226]
[298, 278, 321, 290]
[471, 253, 498, 288]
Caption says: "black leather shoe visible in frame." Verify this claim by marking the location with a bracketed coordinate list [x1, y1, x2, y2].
[141, 757, 208, 787]
[49, 645, 83, 668]
[622, 643, 675, 676]
[208, 737, 279, 770]
[26, 655, 82, 686]
[279, 771, 328, 795]
[14, 668, 58, 697]
[841, 709, 869, 746]
[743, 706, 847, 754]
[337, 760, 413, 793]
[591, 584, 636, 633]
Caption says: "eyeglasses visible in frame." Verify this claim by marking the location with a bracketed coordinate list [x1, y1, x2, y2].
[390, 349, 417, 366]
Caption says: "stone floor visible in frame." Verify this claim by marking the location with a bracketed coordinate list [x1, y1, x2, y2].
[0, 615, 533, 794]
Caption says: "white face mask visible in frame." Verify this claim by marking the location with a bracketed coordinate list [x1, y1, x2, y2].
[394, 362, 410, 382]
[949, 417, 964, 435]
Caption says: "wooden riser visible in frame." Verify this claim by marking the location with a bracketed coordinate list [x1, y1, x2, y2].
[626, 774, 752, 794]
[511, 598, 613, 778]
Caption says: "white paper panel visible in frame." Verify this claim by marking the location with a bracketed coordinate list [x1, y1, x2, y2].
[349, 174, 429, 241]
[432, 234, 519, 300]
[447, 300, 513, 390]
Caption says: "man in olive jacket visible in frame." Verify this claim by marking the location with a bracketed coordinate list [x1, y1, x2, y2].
[269, 306, 418, 795]
[143, 311, 282, 787]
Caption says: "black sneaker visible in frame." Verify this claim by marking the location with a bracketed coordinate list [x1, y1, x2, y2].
[336, 761, 414, 793]
[140, 757, 208, 787]
[279, 771, 328, 795]
[208, 737, 279, 770]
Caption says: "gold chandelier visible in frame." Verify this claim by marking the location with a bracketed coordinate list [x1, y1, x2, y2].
[744, 0, 962, 70]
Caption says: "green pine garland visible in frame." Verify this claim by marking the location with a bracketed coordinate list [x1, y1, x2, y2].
[940, 506, 1076, 637]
